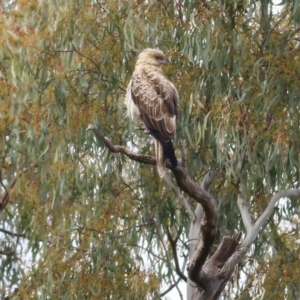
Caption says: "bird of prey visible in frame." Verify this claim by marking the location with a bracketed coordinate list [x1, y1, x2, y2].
[125, 48, 180, 177]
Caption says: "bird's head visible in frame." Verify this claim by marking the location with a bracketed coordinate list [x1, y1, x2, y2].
[136, 48, 167, 67]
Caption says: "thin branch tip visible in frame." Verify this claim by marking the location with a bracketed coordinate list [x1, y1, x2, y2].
[86, 124, 94, 131]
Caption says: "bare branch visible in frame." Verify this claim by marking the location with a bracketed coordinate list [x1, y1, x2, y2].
[213, 189, 300, 299]
[79, 219, 155, 239]
[160, 276, 183, 297]
[221, 189, 300, 282]
[155, 222, 184, 300]
[87, 124, 157, 166]
[256, 189, 300, 230]
[0, 228, 26, 238]
[243, 189, 300, 246]
[237, 193, 253, 234]
[166, 226, 187, 282]
[164, 174, 196, 221]
[96, 0, 109, 13]
[71, 42, 102, 74]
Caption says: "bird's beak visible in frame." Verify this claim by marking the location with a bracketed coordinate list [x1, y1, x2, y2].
[160, 59, 168, 65]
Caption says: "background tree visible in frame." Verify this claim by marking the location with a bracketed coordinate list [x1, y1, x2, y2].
[0, 0, 300, 299]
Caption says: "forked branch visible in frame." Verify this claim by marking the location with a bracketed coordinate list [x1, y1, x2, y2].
[88, 124, 300, 300]
[219, 189, 300, 282]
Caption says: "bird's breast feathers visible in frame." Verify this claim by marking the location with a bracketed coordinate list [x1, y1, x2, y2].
[124, 79, 140, 119]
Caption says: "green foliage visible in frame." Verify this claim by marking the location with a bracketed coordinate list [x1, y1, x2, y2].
[0, 0, 300, 299]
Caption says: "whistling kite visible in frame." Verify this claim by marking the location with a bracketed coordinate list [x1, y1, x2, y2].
[125, 48, 180, 177]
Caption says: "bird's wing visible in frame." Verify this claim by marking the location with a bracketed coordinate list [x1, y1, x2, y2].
[131, 67, 179, 142]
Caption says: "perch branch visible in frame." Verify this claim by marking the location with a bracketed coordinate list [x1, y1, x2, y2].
[187, 171, 215, 259]
[87, 124, 158, 166]
[88, 124, 218, 287]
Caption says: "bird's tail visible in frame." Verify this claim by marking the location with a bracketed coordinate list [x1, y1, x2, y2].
[162, 139, 178, 167]
[153, 138, 178, 178]
[154, 139, 165, 178]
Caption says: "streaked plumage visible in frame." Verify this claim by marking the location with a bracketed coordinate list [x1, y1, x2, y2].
[125, 48, 180, 177]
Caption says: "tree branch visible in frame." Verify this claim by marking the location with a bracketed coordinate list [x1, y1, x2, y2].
[186, 170, 218, 297]
[166, 226, 187, 282]
[0, 228, 26, 238]
[237, 193, 253, 234]
[96, 0, 109, 13]
[87, 124, 157, 165]
[243, 188, 300, 246]
[160, 276, 183, 297]
[71, 42, 102, 74]
[178, 139, 187, 168]
[88, 125, 218, 289]
[220, 188, 300, 283]
[164, 174, 196, 221]
[155, 222, 184, 300]
[191, 233, 242, 300]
